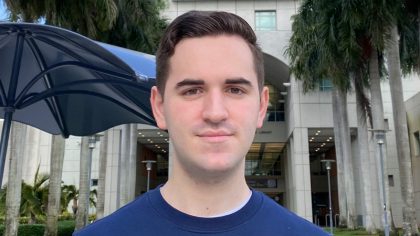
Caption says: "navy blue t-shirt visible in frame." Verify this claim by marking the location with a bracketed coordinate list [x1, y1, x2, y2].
[74, 188, 328, 235]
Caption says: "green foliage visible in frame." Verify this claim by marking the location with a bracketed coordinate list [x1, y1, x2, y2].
[398, 2, 420, 74]
[4, 0, 118, 38]
[20, 166, 49, 223]
[0, 165, 50, 223]
[0, 220, 75, 236]
[57, 220, 76, 236]
[18, 224, 45, 235]
[88, 214, 96, 222]
[286, 0, 420, 92]
[330, 227, 405, 235]
[3, 0, 168, 54]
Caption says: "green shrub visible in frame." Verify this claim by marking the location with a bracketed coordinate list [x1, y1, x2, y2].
[58, 220, 75, 236]
[0, 220, 76, 236]
[18, 224, 44, 236]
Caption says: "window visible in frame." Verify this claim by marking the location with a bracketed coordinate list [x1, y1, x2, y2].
[414, 131, 420, 156]
[266, 83, 285, 122]
[319, 79, 333, 92]
[255, 10, 276, 31]
[388, 175, 394, 187]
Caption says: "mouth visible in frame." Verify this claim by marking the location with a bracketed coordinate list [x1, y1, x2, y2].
[196, 131, 233, 143]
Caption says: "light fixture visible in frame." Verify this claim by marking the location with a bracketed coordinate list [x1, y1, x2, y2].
[283, 82, 291, 87]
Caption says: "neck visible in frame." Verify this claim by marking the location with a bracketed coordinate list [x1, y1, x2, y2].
[161, 161, 250, 217]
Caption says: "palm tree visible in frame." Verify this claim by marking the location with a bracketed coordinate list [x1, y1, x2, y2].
[75, 136, 91, 230]
[98, 0, 167, 53]
[380, 1, 420, 234]
[287, 0, 357, 228]
[44, 135, 65, 236]
[20, 166, 49, 224]
[287, 0, 407, 231]
[0, 164, 50, 228]
[4, 0, 118, 39]
[61, 184, 78, 216]
[96, 131, 108, 220]
[386, 22, 419, 235]
[4, 0, 167, 53]
[4, 122, 27, 236]
[61, 184, 97, 217]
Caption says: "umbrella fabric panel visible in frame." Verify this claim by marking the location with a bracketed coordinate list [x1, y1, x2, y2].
[98, 43, 156, 80]
[12, 79, 155, 137]
[0, 23, 157, 138]
[12, 90, 154, 137]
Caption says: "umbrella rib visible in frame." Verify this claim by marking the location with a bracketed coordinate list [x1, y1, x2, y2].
[43, 98, 69, 137]
[34, 35, 136, 80]
[19, 90, 155, 125]
[26, 37, 69, 136]
[16, 75, 151, 107]
[114, 85, 153, 116]
[34, 32, 135, 75]
[0, 82, 7, 106]
[14, 61, 139, 106]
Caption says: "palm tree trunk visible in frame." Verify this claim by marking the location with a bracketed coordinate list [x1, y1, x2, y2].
[75, 137, 91, 230]
[387, 24, 419, 235]
[369, 50, 394, 230]
[96, 131, 108, 220]
[332, 88, 348, 227]
[44, 135, 65, 236]
[5, 122, 27, 236]
[355, 80, 377, 233]
[339, 89, 357, 229]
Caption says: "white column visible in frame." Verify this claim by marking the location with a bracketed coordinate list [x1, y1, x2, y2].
[287, 127, 313, 221]
[127, 124, 137, 200]
[104, 127, 121, 215]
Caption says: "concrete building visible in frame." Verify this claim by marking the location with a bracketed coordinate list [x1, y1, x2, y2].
[3, 0, 420, 230]
[407, 92, 420, 222]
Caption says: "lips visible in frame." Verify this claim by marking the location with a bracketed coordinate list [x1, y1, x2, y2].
[196, 130, 233, 143]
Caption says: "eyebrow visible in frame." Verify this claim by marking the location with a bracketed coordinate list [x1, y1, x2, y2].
[225, 77, 252, 87]
[175, 77, 253, 88]
[175, 79, 205, 88]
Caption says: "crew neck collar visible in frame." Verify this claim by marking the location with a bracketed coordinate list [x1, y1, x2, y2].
[147, 187, 263, 233]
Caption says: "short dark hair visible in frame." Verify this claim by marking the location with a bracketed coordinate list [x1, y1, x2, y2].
[156, 10, 264, 95]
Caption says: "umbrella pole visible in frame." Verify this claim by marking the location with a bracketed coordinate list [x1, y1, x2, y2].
[0, 110, 13, 187]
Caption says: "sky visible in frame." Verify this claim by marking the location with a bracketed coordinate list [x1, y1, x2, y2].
[0, 1, 8, 21]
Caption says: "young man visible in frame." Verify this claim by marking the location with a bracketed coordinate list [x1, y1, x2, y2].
[74, 11, 328, 235]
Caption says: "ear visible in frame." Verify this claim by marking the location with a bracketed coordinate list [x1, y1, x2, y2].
[256, 86, 269, 128]
[150, 86, 167, 130]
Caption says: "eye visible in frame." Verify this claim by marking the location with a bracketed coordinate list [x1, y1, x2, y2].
[226, 87, 245, 95]
[182, 87, 203, 96]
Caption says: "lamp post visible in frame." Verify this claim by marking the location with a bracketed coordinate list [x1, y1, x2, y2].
[376, 131, 389, 236]
[321, 159, 335, 235]
[86, 135, 97, 219]
[369, 129, 390, 236]
[142, 160, 156, 192]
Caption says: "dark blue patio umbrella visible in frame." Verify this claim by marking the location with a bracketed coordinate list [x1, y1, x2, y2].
[0, 23, 156, 186]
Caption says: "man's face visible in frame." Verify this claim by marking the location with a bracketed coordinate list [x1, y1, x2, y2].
[151, 35, 268, 178]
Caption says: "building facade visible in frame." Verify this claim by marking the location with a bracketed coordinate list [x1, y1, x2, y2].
[3, 0, 420, 230]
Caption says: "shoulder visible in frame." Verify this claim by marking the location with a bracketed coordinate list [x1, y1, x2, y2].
[252, 191, 328, 235]
[73, 190, 157, 236]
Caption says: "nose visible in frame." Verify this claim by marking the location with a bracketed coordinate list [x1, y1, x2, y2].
[202, 90, 228, 124]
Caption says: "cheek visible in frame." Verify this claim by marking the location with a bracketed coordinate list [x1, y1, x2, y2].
[164, 101, 198, 126]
